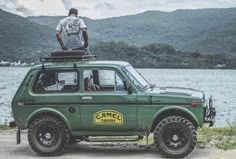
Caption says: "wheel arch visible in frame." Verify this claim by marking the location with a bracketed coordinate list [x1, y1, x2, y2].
[150, 107, 200, 132]
[26, 108, 72, 130]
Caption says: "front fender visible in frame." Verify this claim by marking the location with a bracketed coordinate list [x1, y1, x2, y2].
[26, 107, 72, 130]
[150, 106, 200, 129]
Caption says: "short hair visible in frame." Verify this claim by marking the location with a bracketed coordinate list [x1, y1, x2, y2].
[68, 8, 78, 15]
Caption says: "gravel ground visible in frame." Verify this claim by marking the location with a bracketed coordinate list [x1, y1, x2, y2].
[0, 130, 236, 159]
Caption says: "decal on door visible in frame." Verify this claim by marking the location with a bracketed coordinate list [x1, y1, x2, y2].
[93, 110, 123, 125]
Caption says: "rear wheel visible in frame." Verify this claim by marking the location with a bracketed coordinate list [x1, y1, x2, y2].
[28, 115, 69, 156]
[154, 116, 197, 158]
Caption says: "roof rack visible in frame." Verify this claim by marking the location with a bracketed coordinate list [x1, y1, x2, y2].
[40, 50, 96, 62]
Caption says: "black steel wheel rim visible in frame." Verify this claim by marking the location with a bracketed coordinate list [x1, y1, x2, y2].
[36, 123, 60, 148]
[162, 124, 189, 150]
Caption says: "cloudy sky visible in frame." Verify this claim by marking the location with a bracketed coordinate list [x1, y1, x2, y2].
[0, 0, 236, 19]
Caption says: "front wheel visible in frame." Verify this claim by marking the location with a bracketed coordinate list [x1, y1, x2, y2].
[28, 115, 69, 156]
[154, 116, 197, 158]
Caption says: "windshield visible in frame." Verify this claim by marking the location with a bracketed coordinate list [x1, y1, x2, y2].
[123, 65, 150, 91]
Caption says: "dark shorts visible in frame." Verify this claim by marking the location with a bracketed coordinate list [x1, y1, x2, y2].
[72, 47, 84, 50]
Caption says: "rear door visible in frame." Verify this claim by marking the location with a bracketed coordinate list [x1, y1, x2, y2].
[29, 69, 82, 130]
[80, 67, 138, 130]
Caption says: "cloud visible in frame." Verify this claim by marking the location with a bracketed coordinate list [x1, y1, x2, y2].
[0, 0, 34, 16]
[1, 0, 236, 18]
[61, 0, 72, 10]
[15, 5, 34, 15]
[71, 0, 236, 19]
[95, 2, 114, 10]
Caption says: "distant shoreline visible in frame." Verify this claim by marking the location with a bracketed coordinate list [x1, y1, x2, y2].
[1, 66, 236, 70]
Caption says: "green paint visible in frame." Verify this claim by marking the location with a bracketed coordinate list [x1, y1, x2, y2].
[12, 60, 211, 136]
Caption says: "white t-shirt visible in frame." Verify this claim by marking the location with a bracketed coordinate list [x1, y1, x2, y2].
[56, 16, 87, 50]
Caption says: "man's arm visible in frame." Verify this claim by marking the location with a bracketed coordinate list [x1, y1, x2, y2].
[56, 32, 66, 50]
[82, 28, 88, 48]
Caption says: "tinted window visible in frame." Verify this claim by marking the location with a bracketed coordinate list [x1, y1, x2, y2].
[34, 70, 79, 93]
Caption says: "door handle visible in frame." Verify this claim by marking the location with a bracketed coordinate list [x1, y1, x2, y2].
[82, 96, 93, 100]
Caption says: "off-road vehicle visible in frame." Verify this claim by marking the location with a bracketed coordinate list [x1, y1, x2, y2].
[10, 50, 216, 158]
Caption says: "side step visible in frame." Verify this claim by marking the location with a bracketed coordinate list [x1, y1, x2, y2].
[84, 135, 143, 142]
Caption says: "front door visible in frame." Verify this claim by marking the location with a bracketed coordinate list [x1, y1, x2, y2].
[80, 68, 138, 130]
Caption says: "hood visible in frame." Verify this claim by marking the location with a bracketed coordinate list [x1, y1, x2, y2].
[149, 86, 205, 102]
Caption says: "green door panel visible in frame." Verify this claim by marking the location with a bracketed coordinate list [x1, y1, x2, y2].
[80, 92, 138, 130]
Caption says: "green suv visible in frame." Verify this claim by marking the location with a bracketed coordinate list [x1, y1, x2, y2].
[10, 51, 216, 158]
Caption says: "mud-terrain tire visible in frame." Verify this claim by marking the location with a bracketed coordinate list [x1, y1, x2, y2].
[154, 116, 197, 158]
[28, 115, 69, 156]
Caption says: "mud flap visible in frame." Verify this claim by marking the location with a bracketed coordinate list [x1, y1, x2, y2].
[16, 129, 21, 144]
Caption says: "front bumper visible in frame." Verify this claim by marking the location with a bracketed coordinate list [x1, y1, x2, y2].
[204, 96, 216, 127]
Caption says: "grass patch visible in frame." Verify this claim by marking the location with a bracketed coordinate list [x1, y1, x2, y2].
[198, 127, 236, 150]
[0, 124, 10, 130]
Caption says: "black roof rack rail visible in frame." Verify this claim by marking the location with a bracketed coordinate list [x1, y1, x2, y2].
[40, 50, 96, 62]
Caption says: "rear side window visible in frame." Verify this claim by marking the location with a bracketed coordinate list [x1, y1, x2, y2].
[33, 70, 79, 93]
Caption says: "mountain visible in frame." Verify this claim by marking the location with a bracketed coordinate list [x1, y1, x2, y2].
[28, 8, 236, 54]
[1, 8, 236, 63]
[0, 9, 59, 62]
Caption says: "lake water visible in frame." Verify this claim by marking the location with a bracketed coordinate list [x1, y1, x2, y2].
[0, 67, 235, 127]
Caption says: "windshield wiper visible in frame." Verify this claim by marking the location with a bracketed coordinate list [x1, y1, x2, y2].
[150, 84, 156, 89]
[143, 83, 156, 90]
[142, 85, 150, 90]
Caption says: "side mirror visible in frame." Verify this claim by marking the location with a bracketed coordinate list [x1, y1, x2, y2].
[128, 86, 133, 95]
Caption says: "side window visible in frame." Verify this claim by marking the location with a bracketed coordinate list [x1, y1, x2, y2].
[83, 69, 126, 92]
[34, 70, 79, 93]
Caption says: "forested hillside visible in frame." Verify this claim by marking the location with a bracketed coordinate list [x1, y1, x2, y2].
[28, 8, 236, 54]
[1, 8, 236, 68]
[93, 42, 236, 69]
[0, 9, 58, 62]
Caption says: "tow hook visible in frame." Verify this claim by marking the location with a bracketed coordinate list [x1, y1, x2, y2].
[17, 129, 21, 145]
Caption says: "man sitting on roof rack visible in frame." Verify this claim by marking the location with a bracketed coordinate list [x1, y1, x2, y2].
[56, 8, 88, 50]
